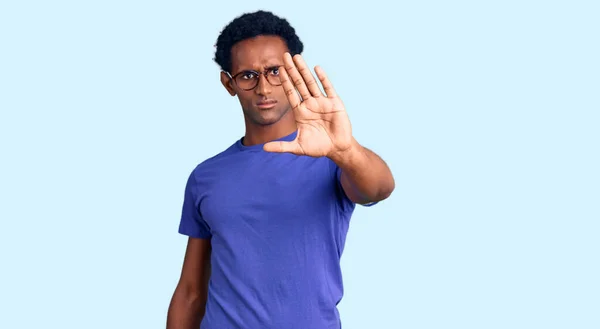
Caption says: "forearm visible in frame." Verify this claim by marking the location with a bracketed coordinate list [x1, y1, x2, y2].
[331, 138, 395, 204]
[166, 285, 207, 329]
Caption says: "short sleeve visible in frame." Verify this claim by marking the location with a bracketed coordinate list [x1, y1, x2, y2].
[329, 161, 356, 213]
[178, 171, 212, 239]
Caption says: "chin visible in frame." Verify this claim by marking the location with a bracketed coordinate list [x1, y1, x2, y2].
[254, 115, 281, 126]
[248, 107, 289, 126]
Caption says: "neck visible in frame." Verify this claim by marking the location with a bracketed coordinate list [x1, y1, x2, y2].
[242, 117, 297, 146]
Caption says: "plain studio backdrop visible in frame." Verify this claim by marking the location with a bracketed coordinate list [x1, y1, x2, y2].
[0, 1, 598, 328]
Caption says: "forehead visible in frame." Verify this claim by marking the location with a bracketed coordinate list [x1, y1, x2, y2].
[230, 35, 288, 73]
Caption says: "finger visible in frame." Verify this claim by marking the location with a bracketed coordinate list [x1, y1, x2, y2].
[293, 54, 323, 98]
[315, 65, 338, 98]
[278, 60, 302, 109]
[282, 53, 311, 101]
[263, 140, 303, 154]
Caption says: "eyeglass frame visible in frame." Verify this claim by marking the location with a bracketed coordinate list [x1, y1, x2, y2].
[225, 65, 283, 91]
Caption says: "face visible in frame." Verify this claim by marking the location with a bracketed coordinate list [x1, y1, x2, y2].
[220, 35, 292, 126]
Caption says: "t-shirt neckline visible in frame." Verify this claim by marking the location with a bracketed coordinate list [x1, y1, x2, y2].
[235, 130, 298, 152]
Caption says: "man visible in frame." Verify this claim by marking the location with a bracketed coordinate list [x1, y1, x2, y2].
[167, 10, 395, 329]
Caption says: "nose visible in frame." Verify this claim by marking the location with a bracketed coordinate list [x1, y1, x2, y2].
[254, 74, 271, 96]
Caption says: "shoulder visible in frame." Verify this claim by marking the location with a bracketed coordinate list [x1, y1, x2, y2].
[190, 142, 241, 177]
[180, 142, 243, 198]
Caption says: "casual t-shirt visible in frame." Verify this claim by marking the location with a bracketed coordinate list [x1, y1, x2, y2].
[178, 130, 370, 329]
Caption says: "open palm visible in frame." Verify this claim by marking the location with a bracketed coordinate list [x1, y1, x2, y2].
[263, 53, 353, 158]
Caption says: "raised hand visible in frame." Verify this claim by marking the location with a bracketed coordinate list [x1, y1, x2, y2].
[263, 52, 354, 158]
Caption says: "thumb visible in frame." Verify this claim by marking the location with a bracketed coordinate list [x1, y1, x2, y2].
[263, 140, 303, 154]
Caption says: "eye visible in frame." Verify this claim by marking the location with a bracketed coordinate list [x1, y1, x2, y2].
[241, 72, 257, 80]
[269, 67, 280, 76]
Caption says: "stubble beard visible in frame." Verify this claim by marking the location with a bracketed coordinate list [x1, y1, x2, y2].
[245, 105, 291, 127]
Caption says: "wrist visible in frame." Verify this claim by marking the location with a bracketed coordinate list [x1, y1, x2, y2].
[328, 138, 363, 167]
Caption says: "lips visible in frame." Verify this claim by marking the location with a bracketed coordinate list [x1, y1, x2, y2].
[256, 100, 277, 109]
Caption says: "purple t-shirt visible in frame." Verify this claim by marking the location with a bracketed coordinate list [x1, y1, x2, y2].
[178, 130, 367, 329]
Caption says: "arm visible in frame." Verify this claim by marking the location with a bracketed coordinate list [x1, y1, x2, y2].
[331, 137, 395, 205]
[166, 237, 211, 329]
[260, 52, 395, 202]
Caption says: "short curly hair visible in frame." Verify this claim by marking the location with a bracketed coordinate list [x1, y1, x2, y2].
[214, 10, 304, 73]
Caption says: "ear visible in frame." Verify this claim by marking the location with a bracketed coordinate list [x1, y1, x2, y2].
[220, 71, 236, 96]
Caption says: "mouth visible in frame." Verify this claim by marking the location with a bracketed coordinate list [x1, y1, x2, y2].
[256, 100, 277, 109]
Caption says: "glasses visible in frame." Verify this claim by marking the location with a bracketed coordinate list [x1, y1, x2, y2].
[228, 66, 282, 91]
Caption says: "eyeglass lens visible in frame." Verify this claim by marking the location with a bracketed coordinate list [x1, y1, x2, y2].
[234, 67, 282, 90]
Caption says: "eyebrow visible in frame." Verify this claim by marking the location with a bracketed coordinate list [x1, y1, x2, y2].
[239, 64, 282, 72]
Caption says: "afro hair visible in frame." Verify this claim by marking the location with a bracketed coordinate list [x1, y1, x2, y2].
[213, 10, 304, 73]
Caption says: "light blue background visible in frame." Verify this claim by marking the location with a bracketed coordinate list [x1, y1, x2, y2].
[1, 1, 598, 328]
